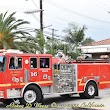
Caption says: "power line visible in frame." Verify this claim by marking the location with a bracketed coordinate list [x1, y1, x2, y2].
[95, 0, 110, 12]
[32, 13, 40, 22]
[44, 14, 110, 31]
[44, 31, 64, 38]
[17, 26, 64, 37]
[45, 0, 110, 24]
[31, 0, 39, 9]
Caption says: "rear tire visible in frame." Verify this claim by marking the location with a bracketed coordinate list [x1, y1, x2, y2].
[79, 93, 86, 99]
[79, 82, 97, 99]
[20, 85, 43, 106]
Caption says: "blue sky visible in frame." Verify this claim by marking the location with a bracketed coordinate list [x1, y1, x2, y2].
[0, 0, 110, 41]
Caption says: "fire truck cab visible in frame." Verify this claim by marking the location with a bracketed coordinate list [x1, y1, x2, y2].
[0, 50, 53, 105]
[0, 49, 110, 106]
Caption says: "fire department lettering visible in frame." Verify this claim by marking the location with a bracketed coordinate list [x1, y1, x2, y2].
[12, 77, 19, 83]
[31, 72, 38, 76]
[12, 77, 23, 83]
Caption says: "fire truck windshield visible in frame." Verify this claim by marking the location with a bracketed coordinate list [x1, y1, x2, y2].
[0, 56, 5, 71]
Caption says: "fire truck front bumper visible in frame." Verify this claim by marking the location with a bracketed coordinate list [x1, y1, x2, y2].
[7, 89, 22, 99]
[0, 91, 4, 98]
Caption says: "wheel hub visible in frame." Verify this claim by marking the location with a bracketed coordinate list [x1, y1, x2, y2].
[24, 90, 36, 103]
[28, 94, 32, 98]
[88, 85, 95, 96]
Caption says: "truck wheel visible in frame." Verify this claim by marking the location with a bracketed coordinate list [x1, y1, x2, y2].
[79, 82, 97, 99]
[20, 85, 43, 106]
[79, 93, 86, 99]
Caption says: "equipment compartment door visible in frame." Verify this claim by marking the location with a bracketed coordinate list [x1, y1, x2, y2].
[53, 64, 77, 93]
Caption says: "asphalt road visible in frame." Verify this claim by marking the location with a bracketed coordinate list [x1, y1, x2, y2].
[0, 89, 110, 110]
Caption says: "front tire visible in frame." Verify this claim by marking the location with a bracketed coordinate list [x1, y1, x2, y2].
[20, 85, 43, 106]
[79, 82, 97, 99]
[2, 99, 13, 105]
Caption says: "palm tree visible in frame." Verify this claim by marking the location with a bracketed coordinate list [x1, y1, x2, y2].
[20, 30, 45, 54]
[64, 24, 86, 47]
[13, 37, 37, 53]
[46, 36, 62, 55]
[82, 37, 95, 46]
[63, 23, 94, 59]
[35, 30, 45, 54]
[0, 11, 30, 49]
[45, 36, 55, 55]
[63, 24, 86, 59]
[45, 36, 69, 57]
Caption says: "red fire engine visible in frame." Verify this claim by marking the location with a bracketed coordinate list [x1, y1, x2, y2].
[0, 49, 110, 105]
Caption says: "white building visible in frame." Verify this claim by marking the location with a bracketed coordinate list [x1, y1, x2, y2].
[80, 38, 110, 59]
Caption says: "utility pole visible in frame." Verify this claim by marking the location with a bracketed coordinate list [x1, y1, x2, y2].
[51, 28, 58, 40]
[49, 28, 58, 55]
[40, 0, 43, 32]
[25, 0, 43, 31]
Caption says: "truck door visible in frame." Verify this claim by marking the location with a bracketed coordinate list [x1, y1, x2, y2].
[7, 56, 24, 88]
[39, 57, 52, 86]
[0, 56, 6, 93]
[29, 57, 39, 82]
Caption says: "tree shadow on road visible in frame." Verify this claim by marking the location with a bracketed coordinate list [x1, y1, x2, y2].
[43, 95, 85, 105]
[0, 96, 80, 109]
